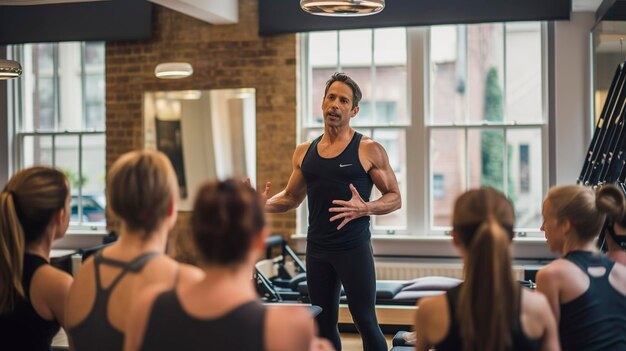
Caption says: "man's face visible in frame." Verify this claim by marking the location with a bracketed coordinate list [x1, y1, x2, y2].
[322, 81, 359, 128]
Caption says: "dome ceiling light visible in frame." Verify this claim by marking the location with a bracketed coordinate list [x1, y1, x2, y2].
[154, 62, 193, 79]
[300, 0, 385, 16]
[0, 59, 23, 80]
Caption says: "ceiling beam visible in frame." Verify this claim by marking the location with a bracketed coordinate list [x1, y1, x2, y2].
[148, 0, 238, 24]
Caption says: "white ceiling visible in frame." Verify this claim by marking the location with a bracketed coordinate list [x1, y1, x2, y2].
[148, 0, 238, 24]
[0, 0, 239, 24]
[572, 0, 603, 12]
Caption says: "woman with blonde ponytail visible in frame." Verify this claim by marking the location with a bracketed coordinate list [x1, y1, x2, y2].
[537, 185, 626, 351]
[415, 188, 559, 351]
[65, 150, 204, 351]
[0, 167, 73, 350]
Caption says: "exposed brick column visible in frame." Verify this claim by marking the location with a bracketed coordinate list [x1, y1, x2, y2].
[106, 0, 297, 262]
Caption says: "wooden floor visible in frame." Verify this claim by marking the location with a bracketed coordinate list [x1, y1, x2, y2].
[342, 333, 394, 351]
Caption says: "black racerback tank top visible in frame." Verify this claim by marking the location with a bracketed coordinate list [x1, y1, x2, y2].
[433, 283, 541, 351]
[559, 251, 626, 351]
[0, 254, 60, 351]
[140, 291, 266, 351]
[67, 251, 160, 351]
[301, 132, 374, 251]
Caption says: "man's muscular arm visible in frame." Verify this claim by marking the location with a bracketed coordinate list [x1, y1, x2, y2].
[265, 143, 309, 213]
[362, 140, 402, 214]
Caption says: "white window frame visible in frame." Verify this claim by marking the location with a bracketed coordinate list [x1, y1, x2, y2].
[298, 24, 549, 238]
[7, 42, 106, 232]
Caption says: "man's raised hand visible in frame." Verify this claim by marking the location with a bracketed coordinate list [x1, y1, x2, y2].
[244, 178, 271, 206]
[329, 183, 369, 230]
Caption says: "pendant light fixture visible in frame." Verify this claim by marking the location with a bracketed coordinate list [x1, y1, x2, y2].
[300, 0, 385, 16]
[154, 62, 193, 79]
[0, 59, 23, 80]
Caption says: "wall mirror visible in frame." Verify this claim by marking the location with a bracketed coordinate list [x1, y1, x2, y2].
[143, 88, 256, 210]
[592, 21, 626, 122]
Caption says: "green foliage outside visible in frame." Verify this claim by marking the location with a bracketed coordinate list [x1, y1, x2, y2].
[60, 168, 88, 190]
[480, 67, 516, 202]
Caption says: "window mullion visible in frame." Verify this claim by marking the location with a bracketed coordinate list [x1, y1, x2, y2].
[503, 127, 508, 196]
[463, 25, 469, 124]
[503, 23, 508, 123]
[298, 33, 308, 235]
[81, 43, 87, 130]
[51, 134, 56, 168]
[336, 30, 341, 72]
[54, 44, 60, 131]
[465, 127, 469, 191]
[78, 133, 83, 223]
[371, 29, 377, 125]
[407, 27, 428, 235]
[16, 134, 23, 170]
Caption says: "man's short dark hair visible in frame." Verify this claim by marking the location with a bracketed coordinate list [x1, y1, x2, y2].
[324, 72, 362, 109]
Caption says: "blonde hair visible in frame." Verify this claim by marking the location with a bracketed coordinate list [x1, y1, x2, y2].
[452, 187, 516, 351]
[107, 150, 179, 237]
[0, 167, 69, 313]
[546, 185, 605, 243]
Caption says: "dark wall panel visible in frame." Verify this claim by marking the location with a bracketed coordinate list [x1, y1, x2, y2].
[0, 0, 152, 44]
[260, 0, 571, 35]
[597, 0, 626, 21]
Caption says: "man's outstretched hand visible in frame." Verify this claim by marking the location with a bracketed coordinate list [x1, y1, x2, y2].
[244, 178, 271, 206]
[329, 184, 369, 230]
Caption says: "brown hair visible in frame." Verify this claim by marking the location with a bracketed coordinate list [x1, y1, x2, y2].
[452, 187, 516, 351]
[324, 72, 362, 109]
[546, 185, 605, 243]
[596, 184, 626, 224]
[0, 167, 69, 313]
[107, 150, 178, 236]
[191, 179, 265, 266]
[595, 184, 626, 251]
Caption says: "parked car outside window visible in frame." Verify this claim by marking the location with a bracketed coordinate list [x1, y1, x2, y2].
[71, 193, 106, 223]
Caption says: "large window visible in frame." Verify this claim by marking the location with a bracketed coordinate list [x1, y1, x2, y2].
[8, 42, 106, 227]
[301, 23, 547, 236]
[303, 28, 409, 233]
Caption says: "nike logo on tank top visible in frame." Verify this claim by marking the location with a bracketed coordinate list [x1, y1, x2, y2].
[301, 132, 374, 251]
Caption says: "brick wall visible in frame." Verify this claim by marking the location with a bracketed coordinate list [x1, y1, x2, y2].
[105, 0, 297, 261]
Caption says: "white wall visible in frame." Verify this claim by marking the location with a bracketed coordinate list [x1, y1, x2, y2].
[551, 12, 595, 185]
[0, 47, 9, 186]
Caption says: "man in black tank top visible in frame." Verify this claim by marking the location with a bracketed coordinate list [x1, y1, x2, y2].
[265, 73, 401, 351]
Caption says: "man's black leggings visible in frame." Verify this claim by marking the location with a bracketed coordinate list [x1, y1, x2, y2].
[306, 240, 387, 351]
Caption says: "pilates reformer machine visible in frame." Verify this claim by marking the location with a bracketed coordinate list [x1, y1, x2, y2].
[254, 236, 537, 350]
[578, 60, 626, 251]
[254, 234, 462, 348]
[254, 237, 543, 349]
[254, 235, 463, 307]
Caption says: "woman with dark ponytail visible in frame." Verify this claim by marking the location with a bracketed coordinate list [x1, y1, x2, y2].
[537, 184, 626, 351]
[596, 184, 626, 264]
[415, 188, 559, 351]
[0, 167, 73, 350]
